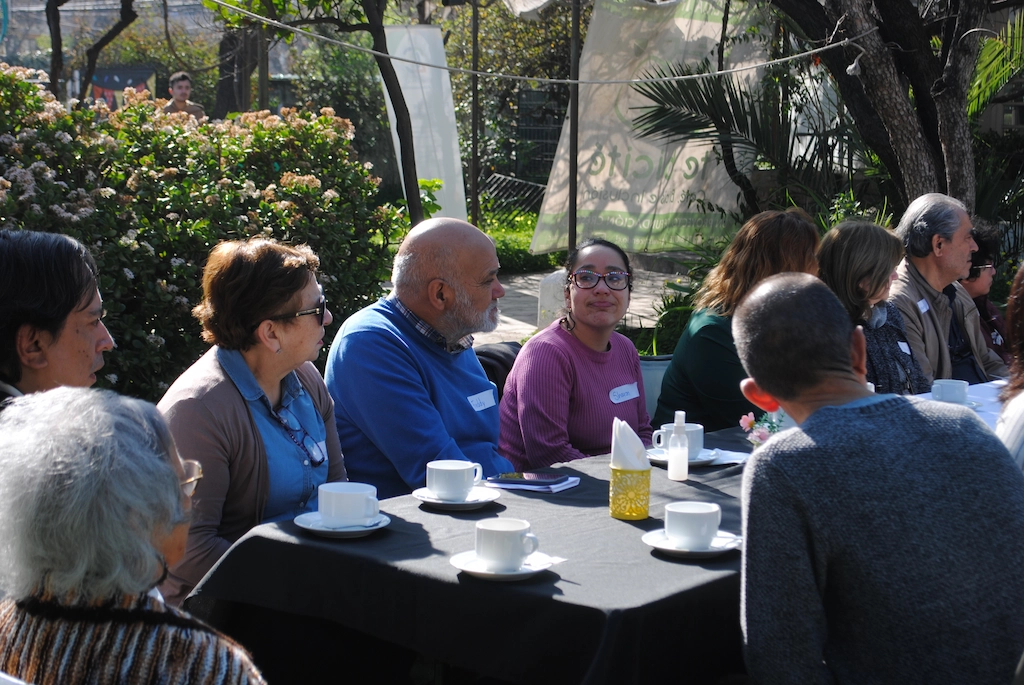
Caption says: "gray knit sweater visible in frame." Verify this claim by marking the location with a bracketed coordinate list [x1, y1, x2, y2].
[742, 395, 1024, 685]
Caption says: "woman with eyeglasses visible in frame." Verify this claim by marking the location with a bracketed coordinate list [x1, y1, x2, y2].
[499, 238, 653, 469]
[817, 220, 929, 395]
[959, 222, 1011, 366]
[653, 208, 820, 432]
[0, 387, 265, 684]
[157, 238, 345, 606]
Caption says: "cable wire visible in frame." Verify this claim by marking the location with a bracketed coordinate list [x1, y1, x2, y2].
[205, 0, 879, 87]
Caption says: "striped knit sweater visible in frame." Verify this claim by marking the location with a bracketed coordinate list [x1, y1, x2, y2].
[499, 321, 653, 469]
[0, 590, 265, 685]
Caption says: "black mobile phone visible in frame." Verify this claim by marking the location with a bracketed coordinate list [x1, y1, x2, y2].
[486, 472, 570, 485]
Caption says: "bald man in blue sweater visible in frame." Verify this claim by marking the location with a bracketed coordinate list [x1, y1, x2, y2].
[326, 218, 513, 498]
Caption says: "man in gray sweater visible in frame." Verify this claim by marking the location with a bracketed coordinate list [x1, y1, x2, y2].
[733, 273, 1024, 685]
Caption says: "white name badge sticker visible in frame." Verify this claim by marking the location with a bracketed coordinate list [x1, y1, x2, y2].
[609, 382, 640, 404]
[898, 341, 911, 355]
[468, 389, 496, 411]
[917, 298, 930, 314]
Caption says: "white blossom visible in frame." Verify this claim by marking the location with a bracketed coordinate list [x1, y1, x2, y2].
[123, 268, 135, 280]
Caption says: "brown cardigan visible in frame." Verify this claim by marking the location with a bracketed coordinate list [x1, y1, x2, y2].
[157, 347, 346, 606]
[890, 259, 1009, 384]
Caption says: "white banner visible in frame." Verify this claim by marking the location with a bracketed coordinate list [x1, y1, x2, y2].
[382, 25, 468, 221]
[532, 0, 762, 253]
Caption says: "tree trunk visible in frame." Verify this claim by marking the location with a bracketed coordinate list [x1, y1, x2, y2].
[213, 28, 260, 119]
[80, 0, 138, 108]
[826, 0, 940, 202]
[360, 0, 424, 225]
[770, 0, 984, 211]
[45, 0, 69, 97]
[931, 0, 987, 212]
[769, 0, 907, 202]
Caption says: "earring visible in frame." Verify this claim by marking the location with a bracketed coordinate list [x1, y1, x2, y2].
[561, 310, 577, 331]
[275, 349, 282, 355]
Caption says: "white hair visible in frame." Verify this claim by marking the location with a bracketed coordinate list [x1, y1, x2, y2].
[0, 388, 186, 600]
[896, 193, 968, 259]
[391, 245, 456, 298]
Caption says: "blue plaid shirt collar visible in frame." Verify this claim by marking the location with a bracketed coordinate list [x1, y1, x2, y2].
[389, 294, 474, 354]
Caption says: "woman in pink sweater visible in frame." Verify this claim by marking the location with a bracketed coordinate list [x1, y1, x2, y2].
[499, 239, 653, 469]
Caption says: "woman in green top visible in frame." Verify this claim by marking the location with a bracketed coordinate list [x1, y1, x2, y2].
[653, 209, 820, 431]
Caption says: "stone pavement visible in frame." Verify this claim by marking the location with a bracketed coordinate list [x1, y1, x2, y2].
[473, 266, 686, 345]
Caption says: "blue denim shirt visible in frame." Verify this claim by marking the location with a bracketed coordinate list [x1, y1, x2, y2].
[218, 348, 329, 522]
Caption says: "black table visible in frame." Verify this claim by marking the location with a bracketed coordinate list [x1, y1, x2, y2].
[186, 429, 752, 685]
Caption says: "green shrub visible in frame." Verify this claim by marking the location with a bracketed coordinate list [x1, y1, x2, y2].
[479, 211, 565, 273]
[619, 306, 693, 357]
[0, 65, 401, 400]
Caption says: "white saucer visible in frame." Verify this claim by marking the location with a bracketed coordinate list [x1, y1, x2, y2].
[450, 551, 554, 580]
[647, 448, 717, 467]
[294, 512, 391, 538]
[641, 529, 742, 558]
[412, 486, 500, 510]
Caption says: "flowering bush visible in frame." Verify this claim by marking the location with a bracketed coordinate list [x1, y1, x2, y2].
[0, 65, 401, 400]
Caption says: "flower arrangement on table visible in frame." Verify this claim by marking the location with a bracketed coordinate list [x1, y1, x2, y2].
[740, 411, 784, 447]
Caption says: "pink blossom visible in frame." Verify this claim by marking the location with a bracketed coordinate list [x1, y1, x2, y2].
[739, 412, 756, 431]
[752, 427, 771, 444]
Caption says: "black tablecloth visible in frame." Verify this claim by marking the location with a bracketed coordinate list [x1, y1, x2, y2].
[186, 429, 752, 685]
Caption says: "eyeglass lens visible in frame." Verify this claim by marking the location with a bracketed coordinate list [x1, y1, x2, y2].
[571, 270, 630, 290]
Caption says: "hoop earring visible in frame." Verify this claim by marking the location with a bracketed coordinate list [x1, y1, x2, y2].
[561, 310, 577, 332]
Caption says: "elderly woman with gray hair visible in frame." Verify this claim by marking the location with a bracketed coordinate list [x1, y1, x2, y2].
[0, 387, 265, 685]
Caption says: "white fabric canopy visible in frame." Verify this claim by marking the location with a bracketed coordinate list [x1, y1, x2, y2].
[532, 0, 763, 253]
[382, 25, 468, 221]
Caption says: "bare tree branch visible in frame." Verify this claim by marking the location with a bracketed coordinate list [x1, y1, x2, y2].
[80, 0, 139, 107]
[289, 17, 371, 32]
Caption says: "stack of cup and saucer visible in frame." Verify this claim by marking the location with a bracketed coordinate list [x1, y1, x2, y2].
[294, 482, 390, 538]
[413, 460, 500, 511]
[931, 379, 981, 409]
[641, 502, 742, 559]
[450, 518, 555, 580]
[647, 422, 717, 467]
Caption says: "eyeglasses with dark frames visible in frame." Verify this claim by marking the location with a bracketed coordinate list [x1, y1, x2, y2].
[266, 286, 327, 327]
[568, 269, 631, 291]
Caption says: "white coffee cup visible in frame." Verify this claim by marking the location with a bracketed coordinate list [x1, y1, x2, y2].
[475, 518, 539, 572]
[652, 422, 704, 459]
[932, 378, 969, 404]
[664, 501, 721, 550]
[651, 423, 675, 448]
[319, 482, 379, 528]
[684, 423, 704, 459]
[426, 460, 483, 501]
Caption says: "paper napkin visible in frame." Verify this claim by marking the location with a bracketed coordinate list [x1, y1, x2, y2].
[610, 418, 650, 471]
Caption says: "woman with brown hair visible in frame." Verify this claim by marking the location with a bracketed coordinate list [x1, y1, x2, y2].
[158, 238, 346, 605]
[997, 266, 1024, 471]
[652, 208, 820, 431]
[817, 220, 929, 395]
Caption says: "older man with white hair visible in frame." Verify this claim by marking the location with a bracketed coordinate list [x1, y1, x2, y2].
[890, 192, 1008, 383]
[325, 218, 513, 498]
